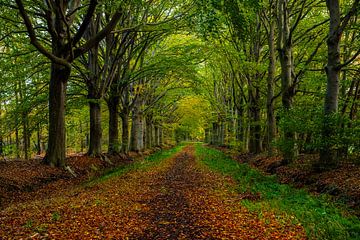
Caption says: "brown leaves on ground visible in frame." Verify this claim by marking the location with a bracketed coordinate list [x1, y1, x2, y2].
[0, 146, 306, 239]
[0, 153, 134, 209]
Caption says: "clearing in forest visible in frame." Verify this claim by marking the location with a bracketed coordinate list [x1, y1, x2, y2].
[0, 145, 305, 239]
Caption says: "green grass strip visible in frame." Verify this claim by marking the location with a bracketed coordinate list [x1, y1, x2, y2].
[195, 143, 360, 240]
[88, 145, 185, 185]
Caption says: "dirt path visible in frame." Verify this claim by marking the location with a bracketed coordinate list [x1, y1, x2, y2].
[0, 145, 306, 239]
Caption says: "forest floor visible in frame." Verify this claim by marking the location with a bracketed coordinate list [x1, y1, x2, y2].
[213, 146, 360, 216]
[0, 145, 306, 239]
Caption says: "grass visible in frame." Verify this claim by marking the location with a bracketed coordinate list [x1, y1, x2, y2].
[195, 144, 360, 240]
[88, 145, 185, 185]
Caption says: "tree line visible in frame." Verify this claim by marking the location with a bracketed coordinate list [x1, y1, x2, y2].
[197, 0, 359, 171]
[0, 0, 201, 166]
[0, 0, 359, 172]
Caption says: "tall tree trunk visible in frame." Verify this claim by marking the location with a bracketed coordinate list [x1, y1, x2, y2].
[22, 109, 29, 159]
[120, 111, 130, 153]
[267, 15, 277, 156]
[277, 0, 296, 164]
[19, 79, 29, 160]
[130, 109, 144, 152]
[0, 136, 2, 157]
[154, 125, 160, 146]
[37, 124, 41, 155]
[79, 120, 85, 153]
[249, 88, 262, 154]
[88, 99, 102, 156]
[236, 106, 244, 143]
[15, 126, 20, 158]
[219, 122, 226, 146]
[107, 96, 120, 154]
[159, 127, 163, 146]
[318, 0, 342, 170]
[145, 117, 153, 149]
[0, 99, 2, 157]
[211, 122, 219, 145]
[15, 87, 20, 158]
[204, 128, 210, 143]
[44, 64, 70, 167]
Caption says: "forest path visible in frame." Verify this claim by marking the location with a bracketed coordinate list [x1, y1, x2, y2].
[0, 145, 305, 239]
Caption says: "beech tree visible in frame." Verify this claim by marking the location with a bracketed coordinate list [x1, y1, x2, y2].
[14, 0, 122, 166]
[318, 0, 359, 170]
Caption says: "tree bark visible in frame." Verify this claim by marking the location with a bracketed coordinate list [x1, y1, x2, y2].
[37, 124, 41, 155]
[88, 100, 102, 156]
[159, 127, 163, 146]
[154, 125, 160, 146]
[44, 64, 69, 167]
[107, 96, 120, 154]
[249, 88, 262, 154]
[145, 116, 153, 149]
[130, 109, 144, 152]
[267, 9, 277, 156]
[318, 0, 342, 170]
[211, 122, 219, 145]
[120, 110, 130, 153]
[277, 0, 296, 164]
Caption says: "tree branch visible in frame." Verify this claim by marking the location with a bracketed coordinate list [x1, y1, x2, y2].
[338, 48, 360, 69]
[339, 0, 359, 33]
[73, 9, 123, 60]
[14, 0, 71, 68]
[72, 0, 98, 46]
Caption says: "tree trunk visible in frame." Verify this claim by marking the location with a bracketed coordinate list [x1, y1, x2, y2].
[88, 99, 102, 156]
[146, 117, 153, 149]
[22, 114, 29, 160]
[15, 126, 20, 158]
[79, 120, 85, 153]
[249, 87, 262, 154]
[120, 111, 130, 153]
[44, 64, 70, 167]
[211, 122, 219, 145]
[219, 122, 226, 146]
[204, 128, 210, 143]
[0, 99, 2, 156]
[159, 126, 164, 147]
[0, 136, 2, 157]
[267, 12, 277, 156]
[130, 110, 144, 152]
[154, 125, 159, 146]
[236, 107, 244, 142]
[37, 124, 41, 155]
[318, 0, 342, 170]
[107, 96, 120, 154]
[277, 0, 296, 164]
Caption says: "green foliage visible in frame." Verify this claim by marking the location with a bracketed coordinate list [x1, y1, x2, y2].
[277, 105, 360, 158]
[192, 0, 260, 39]
[174, 96, 212, 142]
[195, 144, 360, 240]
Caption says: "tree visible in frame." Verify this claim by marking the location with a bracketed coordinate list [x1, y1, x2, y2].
[318, 0, 359, 170]
[14, 0, 122, 166]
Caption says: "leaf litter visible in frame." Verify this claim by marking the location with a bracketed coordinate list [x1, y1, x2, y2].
[0, 145, 306, 239]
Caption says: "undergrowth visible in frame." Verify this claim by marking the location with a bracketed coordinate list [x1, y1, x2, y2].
[195, 144, 360, 240]
[88, 145, 184, 185]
